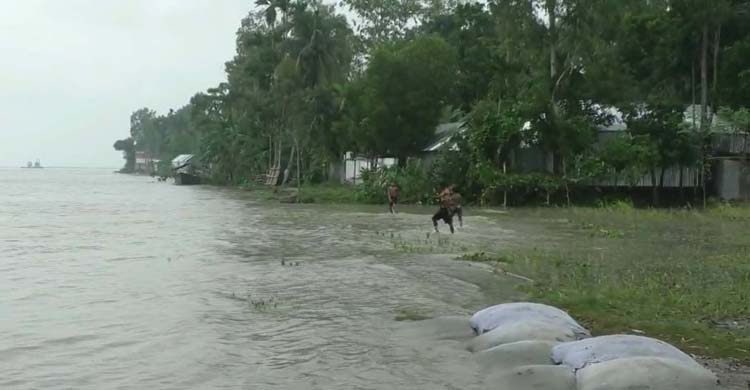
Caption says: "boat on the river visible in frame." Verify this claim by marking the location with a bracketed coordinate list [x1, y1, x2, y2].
[21, 159, 43, 169]
[171, 154, 201, 185]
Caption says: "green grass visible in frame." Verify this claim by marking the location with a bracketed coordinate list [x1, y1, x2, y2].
[241, 182, 363, 204]
[456, 252, 514, 264]
[459, 205, 750, 361]
[297, 183, 361, 204]
[505, 250, 750, 360]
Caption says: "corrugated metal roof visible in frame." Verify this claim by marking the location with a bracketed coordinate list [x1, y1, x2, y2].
[423, 122, 465, 152]
[593, 105, 735, 133]
[171, 154, 194, 168]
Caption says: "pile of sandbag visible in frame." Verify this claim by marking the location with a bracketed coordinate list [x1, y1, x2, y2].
[553, 335, 718, 390]
[469, 302, 590, 352]
[469, 302, 588, 390]
[469, 302, 718, 390]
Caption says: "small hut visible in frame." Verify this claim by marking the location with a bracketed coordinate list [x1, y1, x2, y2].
[171, 154, 201, 185]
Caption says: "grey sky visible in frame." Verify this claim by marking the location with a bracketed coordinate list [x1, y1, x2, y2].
[0, 0, 250, 168]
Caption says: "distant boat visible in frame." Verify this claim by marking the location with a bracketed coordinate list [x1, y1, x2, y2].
[21, 160, 43, 169]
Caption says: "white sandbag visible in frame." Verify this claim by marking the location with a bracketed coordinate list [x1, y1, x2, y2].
[552, 335, 703, 371]
[468, 319, 580, 352]
[576, 357, 718, 390]
[470, 302, 590, 339]
[475, 340, 558, 372]
[484, 364, 576, 390]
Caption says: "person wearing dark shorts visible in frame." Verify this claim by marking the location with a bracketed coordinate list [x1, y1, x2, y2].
[432, 186, 455, 233]
[387, 182, 400, 214]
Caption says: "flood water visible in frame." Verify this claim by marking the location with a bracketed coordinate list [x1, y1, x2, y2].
[1, 168, 529, 390]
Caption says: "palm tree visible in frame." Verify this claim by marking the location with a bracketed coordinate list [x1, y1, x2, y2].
[293, 6, 352, 88]
[286, 6, 353, 192]
[256, 0, 292, 41]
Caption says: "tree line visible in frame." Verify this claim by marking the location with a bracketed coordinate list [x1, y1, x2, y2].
[114, 0, 750, 205]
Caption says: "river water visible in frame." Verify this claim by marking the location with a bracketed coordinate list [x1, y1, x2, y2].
[1, 168, 527, 390]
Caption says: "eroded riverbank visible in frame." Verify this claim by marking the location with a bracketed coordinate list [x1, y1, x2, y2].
[3, 169, 748, 389]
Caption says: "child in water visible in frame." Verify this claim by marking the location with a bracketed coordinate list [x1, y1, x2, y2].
[387, 182, 400, 214]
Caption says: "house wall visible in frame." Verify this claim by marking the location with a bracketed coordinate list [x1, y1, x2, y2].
[513, 147, 552, 173]
[712, 133, 750, 155]
[331, 156, 397, 184]
[713, 159, 750, 200]
[590, 166, 700, 188]
[328, 160, 346, 184]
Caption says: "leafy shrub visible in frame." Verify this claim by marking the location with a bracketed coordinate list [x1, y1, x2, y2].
[357, 161, 434, 204]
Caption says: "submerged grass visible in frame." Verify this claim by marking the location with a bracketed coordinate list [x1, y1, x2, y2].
[240, 182, 361, 204]
[297, 183, 361, 204]
[459, 205, 750, 361]
[395, 307, 433, 321]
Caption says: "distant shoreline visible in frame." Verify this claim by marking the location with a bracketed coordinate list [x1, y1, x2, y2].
[0, 166, 119, 170]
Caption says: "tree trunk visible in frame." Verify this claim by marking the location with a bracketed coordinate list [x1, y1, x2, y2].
[277, 137, 283, 167]
[282, 143, 295, 186]
[296, 138, 301, 202]
[691, 56, 697, 129]
[650, 168, 659, 206]
[710, 26, 722, 126]
[702, 167, 707, 209]
[546, 0, 560, 169]
[659, 167, 666, 205]
[563, 157, 570, 206]
[700, 22, 709, 133]
[273, 136, 283, 186]
[503, 162, 508, 208]
[547, 0, 557, 81]
[696, 24, 711, 205]
[613, 170, 619, 189]
[268, 136, 273, 170]
[679, 165, 685, 205]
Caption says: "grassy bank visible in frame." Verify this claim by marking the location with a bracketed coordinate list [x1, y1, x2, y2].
[297, 183, 362, 204]
[243, 182, 750, 359]
[241, 183, 369, 204]
[457, 204, 750, 361]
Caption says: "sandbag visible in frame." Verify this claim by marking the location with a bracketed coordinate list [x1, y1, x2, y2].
[576, 356, 718, 390]
[468, 319, 580, 352]
[475, 340, 559, 372]
[484, 364, 576, 390]
[552, 335, 704, 371]
[470, 302, 590, 339]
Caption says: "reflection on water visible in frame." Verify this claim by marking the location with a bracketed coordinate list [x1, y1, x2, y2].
[0, 169, 523, 390]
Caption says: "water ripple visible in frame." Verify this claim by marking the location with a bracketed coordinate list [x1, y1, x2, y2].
[0, 168, 520, 390]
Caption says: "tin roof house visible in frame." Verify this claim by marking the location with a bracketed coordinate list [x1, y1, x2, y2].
[171, 154, 202, 185]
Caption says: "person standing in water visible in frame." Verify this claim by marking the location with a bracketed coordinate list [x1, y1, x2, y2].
[387, 182, 400, 214]
[432, 186, 455, 233]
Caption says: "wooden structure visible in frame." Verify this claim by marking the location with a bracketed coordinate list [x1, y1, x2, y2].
[171, 154, 201, 185]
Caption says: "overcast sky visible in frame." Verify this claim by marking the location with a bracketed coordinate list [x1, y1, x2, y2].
[0, 0, 250, 168]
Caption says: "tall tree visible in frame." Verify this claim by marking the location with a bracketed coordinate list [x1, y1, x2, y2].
[358, 35, 457, 166]
[113, 138, 135, 173]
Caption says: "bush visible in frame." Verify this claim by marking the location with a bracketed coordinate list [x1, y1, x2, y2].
[357, 161, 434, 204]
[480, 173, 567, 205]
[429, 134, 478, 200]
